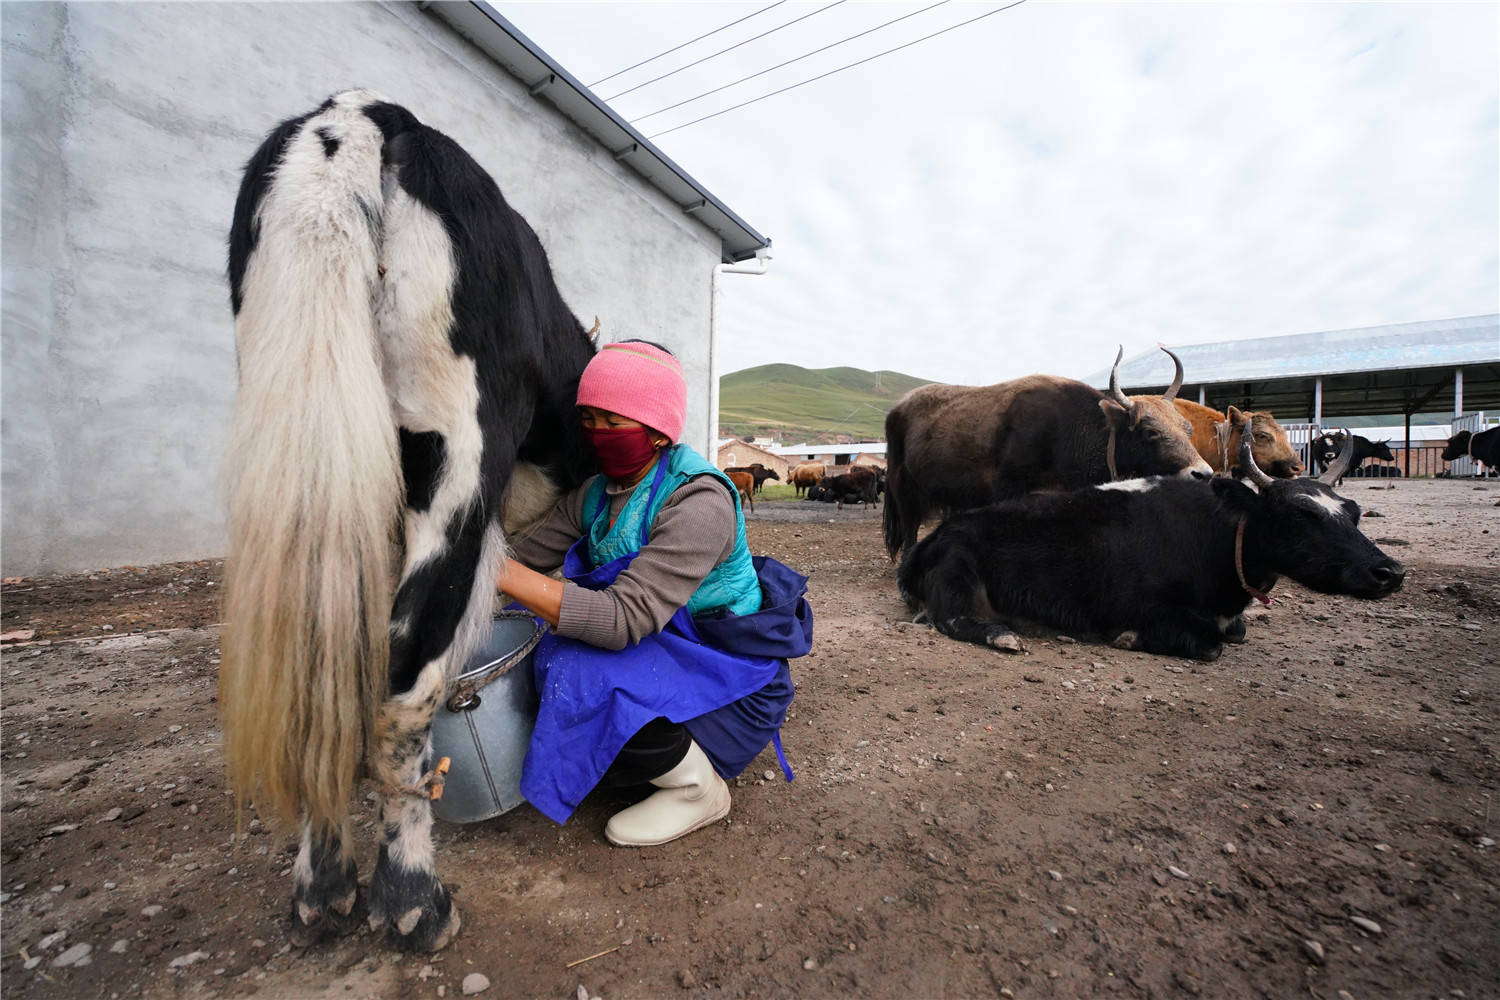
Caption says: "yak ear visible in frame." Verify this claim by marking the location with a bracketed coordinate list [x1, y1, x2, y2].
[1098, 397, 1128, 423]
[1211, 475, 1259, 509]
[1225, 404, 1244, 424]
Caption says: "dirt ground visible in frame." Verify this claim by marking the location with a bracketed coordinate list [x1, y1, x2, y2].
[2, 478, 1497, 1000]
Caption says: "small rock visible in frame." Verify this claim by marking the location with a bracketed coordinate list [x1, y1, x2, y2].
[1023, 674, 1043, 684]
[110, 939, 129, 954]
[763, 769, 776, 780]
[1056, 635, 1077, 644]
[461, 972, 491, 995]
[141, 905, 164, 917]
[803, 958, 818, 970]
[169, 725, 183, 734]
[23, 956, 41, 971]
[417, 965, 435, 981]
[1476, 837, 1495, 849]
[1302, 939, 1325, 964]
[38, 930, 67, 951]
[1047, 870, 1062, 881]
[1349, 916, 1382, 935]
[53, 943, 92, 968]
[1222, 842, 1237, 855]
[101, 808, 122, 822]
[1167, 866, 1191, 880]
[168, 950, 209, 970]
[1373, 842, 1391, 852]
[676, 969, 697, 989]
[1061, 680, 1075, 691]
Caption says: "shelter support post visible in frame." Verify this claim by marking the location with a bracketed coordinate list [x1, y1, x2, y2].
[1313, 377, 1323, 426]
[1455, 368, 1464, 416]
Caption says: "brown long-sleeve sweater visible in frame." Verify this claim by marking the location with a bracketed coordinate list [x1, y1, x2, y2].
[508, 473, 738, 650]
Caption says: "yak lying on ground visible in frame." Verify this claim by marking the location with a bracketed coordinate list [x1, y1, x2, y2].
[1132, 398, 1303, 478]
[898, 432, 1405, 661]
[1442, 427, 1499, 474]
[1311, 432, 1395, 484]
[808, 466, 879, 510]
[883, 346, 1213, 558]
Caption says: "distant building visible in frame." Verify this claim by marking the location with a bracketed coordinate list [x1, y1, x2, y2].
[715, 440, 792, 479]
[769, 442, 887, 470]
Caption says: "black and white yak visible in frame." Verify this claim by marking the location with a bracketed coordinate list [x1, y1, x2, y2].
[220, 91, 596, 952]
[1441, 426, 1500, 475]
[897, 431, 1406, 661]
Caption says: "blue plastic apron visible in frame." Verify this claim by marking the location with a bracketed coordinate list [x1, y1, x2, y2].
[519, 463, 799, 825]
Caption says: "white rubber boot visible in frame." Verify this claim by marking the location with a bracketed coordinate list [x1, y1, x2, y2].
[605, 740, 731, 847]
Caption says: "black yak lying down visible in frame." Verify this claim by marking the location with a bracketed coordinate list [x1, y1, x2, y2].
[898, 434, 1406, 661]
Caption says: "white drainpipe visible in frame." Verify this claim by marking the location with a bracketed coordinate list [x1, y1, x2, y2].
[707, 248, 772, 455]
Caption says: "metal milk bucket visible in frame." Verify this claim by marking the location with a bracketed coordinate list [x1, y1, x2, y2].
[430, 611, 544, 824]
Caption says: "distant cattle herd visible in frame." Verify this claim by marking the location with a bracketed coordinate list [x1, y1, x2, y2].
[732, 342, 1494, 661]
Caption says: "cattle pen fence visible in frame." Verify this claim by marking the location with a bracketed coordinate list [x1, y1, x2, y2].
[1281, 423, 1453, 480]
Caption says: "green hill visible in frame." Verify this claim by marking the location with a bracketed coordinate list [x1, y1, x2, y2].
[718, 364, 933, 443]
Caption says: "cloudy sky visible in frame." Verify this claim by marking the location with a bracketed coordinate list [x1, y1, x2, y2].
[502, 2, 1498, 386]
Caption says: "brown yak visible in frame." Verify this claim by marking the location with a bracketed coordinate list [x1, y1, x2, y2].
[1132, 398, 1304, 478]
[882, 346, 1213, 559]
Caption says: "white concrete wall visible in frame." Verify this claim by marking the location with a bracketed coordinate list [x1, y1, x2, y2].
[2, 2, 726, 575]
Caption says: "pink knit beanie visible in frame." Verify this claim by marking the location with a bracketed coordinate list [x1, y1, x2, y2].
[576, 341, 687, 443]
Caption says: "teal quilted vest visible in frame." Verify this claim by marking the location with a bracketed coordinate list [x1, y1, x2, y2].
[582, 444, 762, 618]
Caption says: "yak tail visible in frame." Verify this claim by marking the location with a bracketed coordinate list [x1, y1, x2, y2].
[219, 96, 402, 832]
[882, 409, 909, 561]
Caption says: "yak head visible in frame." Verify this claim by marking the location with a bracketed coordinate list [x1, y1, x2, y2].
[1225, 406, 1303, 478]
[1223, 431, 1405, 598]
[1099, 345, 1214, 482]
[1441, 431, 1472, 462]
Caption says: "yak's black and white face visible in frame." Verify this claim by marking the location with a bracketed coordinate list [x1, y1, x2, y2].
[1247, 478, 1406, 597]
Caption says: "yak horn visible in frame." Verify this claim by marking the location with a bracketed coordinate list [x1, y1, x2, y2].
[1157, 343, 1185, 401]
[1107, 346, 1134, 411]
[1317, 428, 1356, 485]
[1238, 431, 1274, 488]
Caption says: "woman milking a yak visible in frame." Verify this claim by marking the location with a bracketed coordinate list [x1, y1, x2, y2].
[220, 91, 810, 952]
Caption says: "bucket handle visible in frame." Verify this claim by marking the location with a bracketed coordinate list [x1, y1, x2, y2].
[446, 613, 545, 712]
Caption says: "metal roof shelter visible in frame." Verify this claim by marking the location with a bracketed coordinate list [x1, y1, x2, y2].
[1085, 315, 1500, 423]
[427, 2, 771, 263]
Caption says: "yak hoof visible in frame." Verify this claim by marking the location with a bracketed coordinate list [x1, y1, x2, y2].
[1196, 643, 1224, 663]
[987, 632, 1025, 653]
[369, 866, 461, 953]
[1111, 631, 1140, 650]
[287, 891, 364, 948]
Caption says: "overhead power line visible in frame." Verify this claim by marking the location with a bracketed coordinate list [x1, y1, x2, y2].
[605, 0, 848, 103]
[631, 0, 952, 124]
[588, 2, 788, 89]
[646, 0, 1029, 140]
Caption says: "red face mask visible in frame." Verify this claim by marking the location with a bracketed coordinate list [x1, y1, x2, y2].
[584, 425, 663, 480]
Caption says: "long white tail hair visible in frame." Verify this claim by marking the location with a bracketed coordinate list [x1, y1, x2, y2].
[220, 93, 402, 830]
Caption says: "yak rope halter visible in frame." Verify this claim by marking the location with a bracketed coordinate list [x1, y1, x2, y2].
[1235, 516, 1273, 606]
[379, 757, 451, 802]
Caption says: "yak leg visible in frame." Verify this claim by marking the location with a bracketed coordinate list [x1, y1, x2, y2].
[367, 661, 461, 953]
[289, 819, 362, 946]
[1220, 615, 1247, 644]
[920, 555, 1025, 653]
[366, 495, 505, 952]
[1121, 608, 1224, 662]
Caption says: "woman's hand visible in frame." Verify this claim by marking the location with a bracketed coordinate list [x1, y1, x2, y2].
[496, 558, 563, 627]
